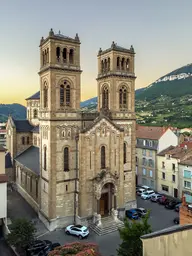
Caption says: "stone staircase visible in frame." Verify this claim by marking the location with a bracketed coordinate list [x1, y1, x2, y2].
[89, 216, 124, 236]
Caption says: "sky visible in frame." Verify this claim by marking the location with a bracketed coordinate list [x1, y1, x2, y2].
[1, 0, 192, 106]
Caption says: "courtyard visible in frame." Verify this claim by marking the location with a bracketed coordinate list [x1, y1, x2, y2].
[40, 196, 179, 256]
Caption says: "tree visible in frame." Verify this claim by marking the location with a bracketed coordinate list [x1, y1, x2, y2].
[7, 218, 36, 252]
[117, 212, 152, 256]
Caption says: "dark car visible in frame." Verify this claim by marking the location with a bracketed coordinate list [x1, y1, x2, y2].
[26, 240, 59, 256]
[125, 209, 139, 220]
[157, 195, 169, 205]
[135, 208, 147, 217]
[173, 217, 179, 224]
[165, 200, 178, 209]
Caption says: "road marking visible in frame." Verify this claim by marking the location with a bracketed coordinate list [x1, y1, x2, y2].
[36, 231, 50, 239]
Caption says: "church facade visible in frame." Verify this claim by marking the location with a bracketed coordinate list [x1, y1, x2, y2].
[6, 29, 136, 231]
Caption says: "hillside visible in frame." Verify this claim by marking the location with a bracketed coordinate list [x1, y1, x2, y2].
[137, 63, 192, 100]
[0, 104, 26, 122]
[1, 63, 192, 128]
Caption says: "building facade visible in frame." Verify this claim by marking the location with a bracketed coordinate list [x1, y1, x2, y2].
[179, 159, 192, 203]
[136, 126, 178, 190]
[157, 144, 192, 198]
[141, 224, 192, 256]
[6, 29, 137, 231]
[0, 145, 8, 237]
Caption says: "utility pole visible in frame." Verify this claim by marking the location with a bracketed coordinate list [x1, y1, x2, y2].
[74, 134, 79, 225]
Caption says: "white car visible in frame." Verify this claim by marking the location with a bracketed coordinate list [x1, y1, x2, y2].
[65, 224, 89, 239]
[141, 185, 151, 191]
[141, 190, 155, 200]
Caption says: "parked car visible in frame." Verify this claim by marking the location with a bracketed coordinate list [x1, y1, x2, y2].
[65, 224, 89, 239]
[141, 190, 155, 200]
[141, 185, 151, 191]
[151, 194, 162, 202]
[175, 203, 182, 212]
[125, 209, 139, 220]
[26, 240, 54, 256]
[173, 217, 179, 224]
[38, 243, 61, 256]
[165, 200, 178, 209]
[135, 208, 147, 217]
[157, 195, 169, 205]
[137, 188, 146, 196]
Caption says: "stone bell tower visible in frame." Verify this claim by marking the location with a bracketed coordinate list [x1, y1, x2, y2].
[38, 29, 82, 230]
[96, 42, 137, 212]
[97, 42, 135, 113]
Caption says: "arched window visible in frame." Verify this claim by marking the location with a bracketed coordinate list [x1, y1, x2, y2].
[56, 47, 60, 61]
[119, 85, 127, 109]
[126, 58, 129, 71]
[104, 59, 107, 71]
[42, 51, 45, 65]
[63, 48, 67, 62]
[121, 58, 125, 70]
[47, 48, 49, 63]
[124, 143, 127, 164]
[21, 137, 25, 145]
[44, 146, 47, 170]
[101, 60, 104, 73]
[60, 82, 71, 107]
[69, 49, 74, 64]
[34, 136, 37, 146]
[43, 83, 48, 108]
[102, 85, 109, 109]
[101, 146, 106, 169]
[64, 147, 69, 171]
[27, 136, 30, 145]
[44, 50, 47, 64]
[66, 85, 70, 106]
[108, 58, 110, 71]
[33, 109, 38, 118]
[117, 57, 120, 69]
[60, 85, 64, 106]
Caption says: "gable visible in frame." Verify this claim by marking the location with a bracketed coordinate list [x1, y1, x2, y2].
[82, 117, 123, 136]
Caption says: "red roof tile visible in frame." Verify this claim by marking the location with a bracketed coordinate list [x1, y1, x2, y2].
[136, 125, 167, 140]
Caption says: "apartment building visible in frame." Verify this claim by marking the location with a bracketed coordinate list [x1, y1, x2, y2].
[157, 143, 192, 198]
[136, 126, 178, 190]
[0, 145, 8, 237]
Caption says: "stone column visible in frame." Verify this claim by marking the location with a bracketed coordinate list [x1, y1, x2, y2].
[114, 194, 117, 210]
[108, 184, 111, 215]
[97, 199, 100, 214]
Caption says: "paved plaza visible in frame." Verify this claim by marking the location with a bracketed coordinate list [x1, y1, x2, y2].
[6, 191, 180, 256]
[40, 196, 179, 256]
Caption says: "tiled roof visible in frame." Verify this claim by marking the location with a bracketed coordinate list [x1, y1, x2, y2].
[14, 146, 39, 175]
[136, 125, 167, 140]
[5, 152, 12, 168]
[180, 156, 192, 166]
[31, 126, 39, 133]
[141, 224, 192, 240]
[158, 144, 192, 159]
[25, 91, 40, 100]
[13, 119, 34, 132]
[158, 145, 175, 156]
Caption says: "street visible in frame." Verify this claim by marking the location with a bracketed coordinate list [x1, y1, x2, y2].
[0, 240, 15, 256]
[40, 196, 179, 256]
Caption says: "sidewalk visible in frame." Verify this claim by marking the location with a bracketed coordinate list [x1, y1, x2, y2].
[7, 190, 49, 238]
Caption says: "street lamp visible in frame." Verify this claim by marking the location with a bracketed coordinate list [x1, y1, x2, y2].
[74, 134, 79, 225]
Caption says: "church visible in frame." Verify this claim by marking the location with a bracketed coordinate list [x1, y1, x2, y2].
[6, 29, 136, 231]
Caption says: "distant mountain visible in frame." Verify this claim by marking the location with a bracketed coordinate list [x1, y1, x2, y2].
[80, 96, 98, 108]
[0, 104, 26, 122]
[136, 63, 192, 100]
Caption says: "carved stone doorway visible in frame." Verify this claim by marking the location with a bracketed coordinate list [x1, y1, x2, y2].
[98, 183, 116, 217]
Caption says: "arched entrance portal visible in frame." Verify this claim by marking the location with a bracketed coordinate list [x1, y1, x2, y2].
[99, 183, 116, 216]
